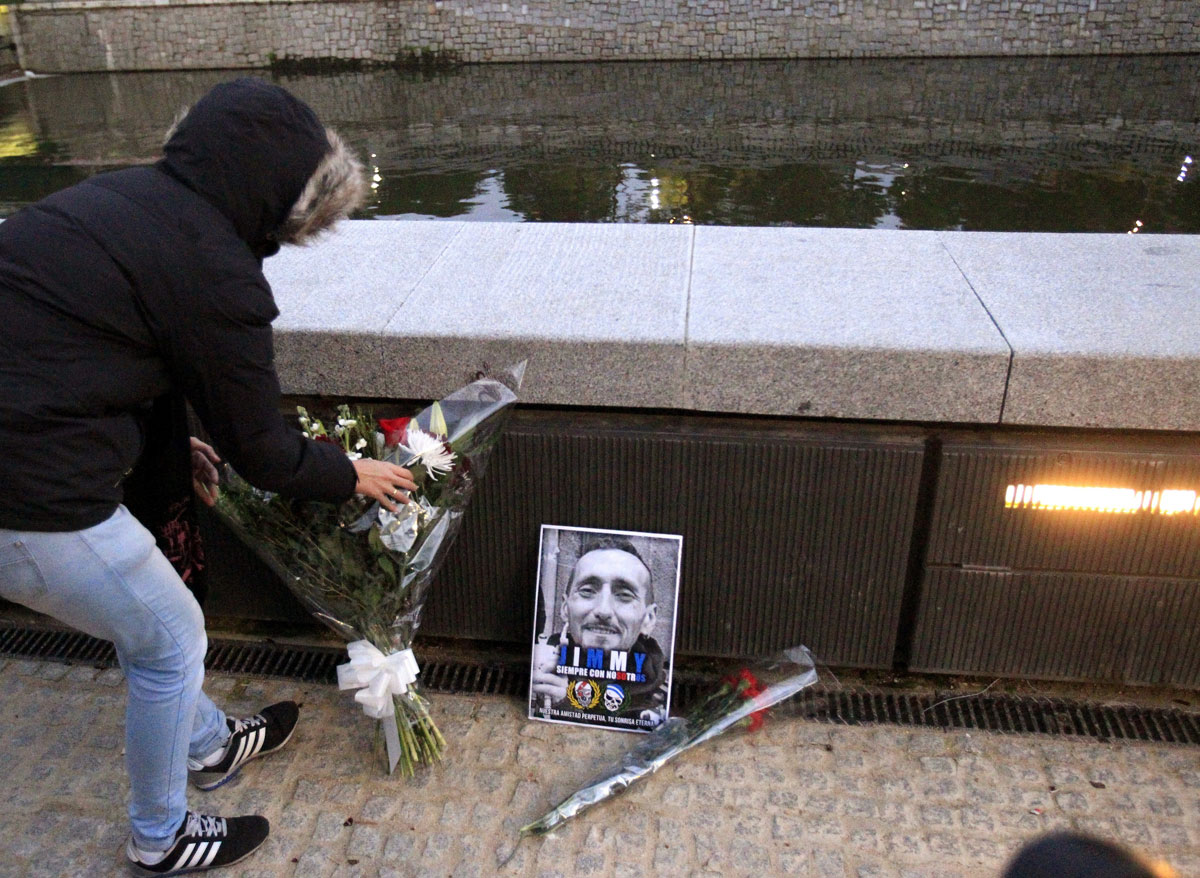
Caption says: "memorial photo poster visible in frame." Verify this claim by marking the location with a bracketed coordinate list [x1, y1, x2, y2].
[528, 525, 682, 732]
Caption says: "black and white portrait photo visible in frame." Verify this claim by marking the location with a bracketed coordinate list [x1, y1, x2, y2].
[528, 525, 682, 732]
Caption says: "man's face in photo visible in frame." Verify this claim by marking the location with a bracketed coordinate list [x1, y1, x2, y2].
[562, 547, 657, 651]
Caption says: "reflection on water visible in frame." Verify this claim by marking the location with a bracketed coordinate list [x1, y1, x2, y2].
[379, 158, 1198, 233]
[0, 58, 1196, 232]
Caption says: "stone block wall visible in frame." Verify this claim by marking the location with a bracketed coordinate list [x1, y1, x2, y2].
[10, 0, 1199, 73]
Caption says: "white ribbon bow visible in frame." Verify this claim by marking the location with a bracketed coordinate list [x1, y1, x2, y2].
[336, 641, 420, 720]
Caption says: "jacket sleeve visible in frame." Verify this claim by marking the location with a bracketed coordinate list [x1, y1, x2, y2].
[170, 278, 358, 502]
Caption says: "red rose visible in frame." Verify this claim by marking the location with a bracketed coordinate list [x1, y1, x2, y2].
[733, 669, 767, 732]
[739, 669, 764, 699]
[747, 709, 767, 733]
[379, 417, 411, 447]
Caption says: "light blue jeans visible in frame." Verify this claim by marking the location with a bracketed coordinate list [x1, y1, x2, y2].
[0, 505, 230, 850]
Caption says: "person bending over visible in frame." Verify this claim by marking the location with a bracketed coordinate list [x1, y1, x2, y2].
[0, 78, 415, 875]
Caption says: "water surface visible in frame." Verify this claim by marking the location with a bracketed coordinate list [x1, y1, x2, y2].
[0, 57, 1195, 231]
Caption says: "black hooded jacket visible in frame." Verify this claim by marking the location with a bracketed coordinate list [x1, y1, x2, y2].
[0, 78, 357, 533]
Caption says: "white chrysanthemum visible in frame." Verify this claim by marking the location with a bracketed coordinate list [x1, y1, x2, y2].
[403, 426, 456, 478]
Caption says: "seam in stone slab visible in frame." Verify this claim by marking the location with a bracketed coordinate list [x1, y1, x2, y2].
[378, 221, 467, 331]
[938, 233, 1014, 424]
[681, 224, 698, 410]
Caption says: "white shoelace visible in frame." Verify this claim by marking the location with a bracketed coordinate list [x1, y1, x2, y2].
[188, 714, 268, 771]
[185, 813, 228, 838]
[129, 812, 228, 864]
[230, 714, 266, 736]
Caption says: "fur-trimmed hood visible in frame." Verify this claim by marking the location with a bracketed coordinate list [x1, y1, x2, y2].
[159, 78, 365, 259]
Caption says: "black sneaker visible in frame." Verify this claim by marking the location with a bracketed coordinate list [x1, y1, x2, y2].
[125, 811, 269, 875]
[188, 701, 299, 791]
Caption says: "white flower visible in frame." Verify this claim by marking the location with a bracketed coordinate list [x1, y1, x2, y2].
[355, 437, 367, 450]
[346, 451, 362, 461]
[402, 426, 456, 478]
[337, 418, 357, 427]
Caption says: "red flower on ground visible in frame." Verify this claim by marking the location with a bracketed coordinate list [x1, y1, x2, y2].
[738, 669, 764, 696]
[724, 668, 767, 732]
[379, 417, 411, 447]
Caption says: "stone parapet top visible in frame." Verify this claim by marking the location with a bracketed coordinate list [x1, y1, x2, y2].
[264, 221, 1200, 432]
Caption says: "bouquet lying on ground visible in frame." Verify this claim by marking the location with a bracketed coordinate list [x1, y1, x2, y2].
[520, 645, 817, 835]
[216, 363, 525, 774]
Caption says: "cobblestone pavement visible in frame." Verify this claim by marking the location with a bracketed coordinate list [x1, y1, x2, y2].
[1, 657, 1197, 878]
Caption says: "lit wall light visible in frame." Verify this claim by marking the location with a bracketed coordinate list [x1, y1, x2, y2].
[1005, 483, 1200, 515]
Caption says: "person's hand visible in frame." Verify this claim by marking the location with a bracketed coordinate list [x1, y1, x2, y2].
[352, 458, 417, 513]
[190, 437, 221, 506]
[530, 668, 569, 704]
[531, 642, 568, 704]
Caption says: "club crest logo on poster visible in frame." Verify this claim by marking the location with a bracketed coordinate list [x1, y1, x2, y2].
[566, 679, 601, 710]
[602, 684, 626, 712]
[527, 525, 682, 733]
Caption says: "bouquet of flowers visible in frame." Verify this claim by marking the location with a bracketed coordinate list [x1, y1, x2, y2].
[520, 645, 817, 835]
[215, 363, 524, 774]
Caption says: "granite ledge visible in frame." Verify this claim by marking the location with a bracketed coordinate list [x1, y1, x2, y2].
[265, 220, 1200, 432]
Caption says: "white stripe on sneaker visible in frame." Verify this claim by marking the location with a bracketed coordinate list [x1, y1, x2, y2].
[250, 727, 266, 758]
[232, 734, 249, 768]
[199, 841, 221, 868]
[184, 842, 209, 870]
[176, 843, 197, 868]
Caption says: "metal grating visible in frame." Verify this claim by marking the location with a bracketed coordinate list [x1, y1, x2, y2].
[771, 688, 1200, 746]
[0, 625, 525, 697]
[2, 624, 1197, 746]
[0, 625, 117, 666]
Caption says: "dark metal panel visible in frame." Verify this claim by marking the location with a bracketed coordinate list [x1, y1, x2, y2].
[910, 568, 1200, 686]
[1128, 580, 1200, 686]
[928, 439, 1200, 577]
[421, 411, 926, 667]
[201, 507, 313, 624]
[202, 409, 924, 667]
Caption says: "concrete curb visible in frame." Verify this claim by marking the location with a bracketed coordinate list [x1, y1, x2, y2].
[265, 221, 1200, 431]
